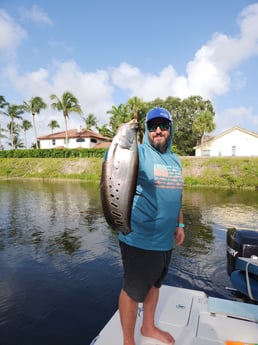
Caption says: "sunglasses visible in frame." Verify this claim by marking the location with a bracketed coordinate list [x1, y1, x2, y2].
[147, 122, 171, 132]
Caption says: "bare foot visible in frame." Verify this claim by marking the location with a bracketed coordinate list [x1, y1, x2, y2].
[141, 326, 175, 344]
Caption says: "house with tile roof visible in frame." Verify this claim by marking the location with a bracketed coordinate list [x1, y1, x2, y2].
[37, 126, 112, 149]
[194, 126, 258, 157]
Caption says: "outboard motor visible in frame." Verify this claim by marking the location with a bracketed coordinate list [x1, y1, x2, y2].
[227, 228, 258, 275]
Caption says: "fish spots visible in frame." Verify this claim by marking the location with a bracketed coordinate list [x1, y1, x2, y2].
[100, 120, 138, 235]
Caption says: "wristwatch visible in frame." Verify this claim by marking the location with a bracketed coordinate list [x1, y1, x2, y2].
[176, 223, 185, 228]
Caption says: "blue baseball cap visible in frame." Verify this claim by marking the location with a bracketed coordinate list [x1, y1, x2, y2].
[146, 107, 171, 123]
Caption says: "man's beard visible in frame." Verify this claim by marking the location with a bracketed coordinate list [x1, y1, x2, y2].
[149, 136, 169, 153]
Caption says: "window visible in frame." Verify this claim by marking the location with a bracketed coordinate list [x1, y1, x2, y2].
[76, 138, 85, 142]
[52, 139, 56, 146]
[202, 149, 210, 157]
[90, 138, 97, 143]
[232, 146, 236, 156]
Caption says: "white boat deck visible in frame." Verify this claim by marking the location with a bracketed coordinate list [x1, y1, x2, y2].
[91, 285, 258, 345]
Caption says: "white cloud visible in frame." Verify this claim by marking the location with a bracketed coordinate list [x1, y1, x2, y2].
[51, 60, 114, 121]
[184, 3, 258, 98]
[239, 3, 258, 43]
[187, 4, 258, 76]
[186, 51, 230, 99]
[112, 3, 258, 103]
[111, 63, 178, 101]
[4, 60, 114, 142]
[19, 5, 53, 25]
[0, 9, 27, 60]
[214, 106, 258, 133]
[5, 64, 51, 98]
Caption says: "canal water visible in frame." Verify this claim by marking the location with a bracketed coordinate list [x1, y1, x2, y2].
[0, 180, 257, 345]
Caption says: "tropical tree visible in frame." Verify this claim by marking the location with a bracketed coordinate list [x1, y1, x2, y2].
[21, 119, 33, 149]
[154, 95, 216, 155]
[83, 113, 98, 130]
[0, 95, 8, 109]
[0, 95, 8, 115]
[107, 104, 129, 133]
[104, 94, 216, 154]
[7, 121, 24, 149]
[10, 134, 25, 149]
[48, 120, 60, 134]
[192, 110, 216, 155]
[2, 104, 24, 149]
[50, 91, 82, 147]
[23, 97, 47, 149]
[125, 97, 147, 143]
[126, 96, 146, 119]
[97, 124, 114, 138]
[0, 125, 8, 150]
[0, 96, 9, 149]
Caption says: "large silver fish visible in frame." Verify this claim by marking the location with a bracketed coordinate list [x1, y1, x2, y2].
[100, 119, 138, 235]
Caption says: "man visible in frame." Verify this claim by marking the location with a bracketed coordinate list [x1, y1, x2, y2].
[118, 107, 185, 345]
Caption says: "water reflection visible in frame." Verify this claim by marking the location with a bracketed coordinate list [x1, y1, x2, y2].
[166, 188, 258, 299]
[0, 180, 257, 345]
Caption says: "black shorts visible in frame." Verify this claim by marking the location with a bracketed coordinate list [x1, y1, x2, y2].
[119, 241, 172, 302]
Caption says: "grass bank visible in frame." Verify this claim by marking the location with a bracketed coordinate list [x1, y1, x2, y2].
[0, 157, 257, 190]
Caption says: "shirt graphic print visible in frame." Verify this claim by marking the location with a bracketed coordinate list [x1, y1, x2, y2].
[153, 164, 183, 190]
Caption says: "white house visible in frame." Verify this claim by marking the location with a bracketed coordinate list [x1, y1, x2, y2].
[37, 127, 111, 149]
[194, 126, 258, 157]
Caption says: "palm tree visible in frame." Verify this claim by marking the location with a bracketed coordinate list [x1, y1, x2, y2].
[83, 113, 98, 130]
[6, 121, 24, 149]
[0, 96, 8, 149]
[0, 96, 5, 103]
[0, 95, 8, 110]
[11, 134, 25, 149]
[107, 104, 129, 133]
[21, 119, 32, 149]
[50, 91, 82, 147]
[97, 124, 114, 138]
[192, 110, 216, 155]
[125, 97, 147, 143]
[48, 120, 60, 134]
[23, 97, 47, 149]
[2, 104, 24, 149]
[0, 125, 8, 150]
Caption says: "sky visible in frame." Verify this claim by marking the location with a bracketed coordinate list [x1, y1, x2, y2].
[0, 0, 258, 147]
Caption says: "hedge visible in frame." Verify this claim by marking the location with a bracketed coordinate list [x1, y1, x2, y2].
[0, 148, 106, 158]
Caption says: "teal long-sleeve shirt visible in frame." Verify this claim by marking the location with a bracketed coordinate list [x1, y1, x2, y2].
[119, 123, 183, 251]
